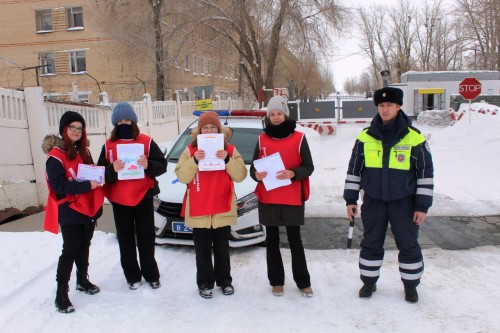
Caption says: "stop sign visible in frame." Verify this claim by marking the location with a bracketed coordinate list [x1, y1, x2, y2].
[459, 77, 482, 100]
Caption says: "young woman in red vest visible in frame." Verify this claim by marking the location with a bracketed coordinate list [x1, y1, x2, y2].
[97, 102, 167, 290]
[43, 111, 104, 313]
[250, 95, 315, 297]
[175, 112, 247, 299]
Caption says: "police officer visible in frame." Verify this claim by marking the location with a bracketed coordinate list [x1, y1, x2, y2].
[343, 87, 434, 303]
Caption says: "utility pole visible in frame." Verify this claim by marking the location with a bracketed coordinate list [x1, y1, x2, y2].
[22, 65, 49, 86]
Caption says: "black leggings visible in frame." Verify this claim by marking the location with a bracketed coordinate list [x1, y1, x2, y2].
[265, 225, 310, 289]
[56, 223, 95, 284]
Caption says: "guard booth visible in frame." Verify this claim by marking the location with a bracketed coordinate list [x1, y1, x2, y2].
[394, 71, 500, 117]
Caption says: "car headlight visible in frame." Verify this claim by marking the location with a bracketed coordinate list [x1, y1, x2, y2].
[236, 193, 258, 216]
[153, 195, 162, 212]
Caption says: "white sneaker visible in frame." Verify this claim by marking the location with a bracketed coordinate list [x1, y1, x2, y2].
[128, 281, 142, 290]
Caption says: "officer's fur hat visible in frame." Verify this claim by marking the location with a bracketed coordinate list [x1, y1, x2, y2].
[373, 87, 403, 106]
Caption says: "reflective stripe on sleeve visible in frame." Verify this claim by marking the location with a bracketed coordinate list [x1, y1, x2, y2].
[344, 183, 361, 191]
[417, 178, 434, 185]
[346, 175, 361, 182]
[416, 188, 433, 196]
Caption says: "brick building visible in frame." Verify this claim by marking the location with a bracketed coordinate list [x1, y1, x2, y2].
[0, 0, 242, 104]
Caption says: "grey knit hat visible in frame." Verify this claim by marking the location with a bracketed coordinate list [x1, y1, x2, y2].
[112, 102, 138, 125]
[266, 95, 289, 117]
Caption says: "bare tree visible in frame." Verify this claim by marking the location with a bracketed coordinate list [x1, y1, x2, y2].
[357, 5, 393, 86]
[187, 0, 347, 100]
[456, 0, 500, 70]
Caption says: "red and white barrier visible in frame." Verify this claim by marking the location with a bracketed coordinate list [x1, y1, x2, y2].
[298, 122, 336, 135]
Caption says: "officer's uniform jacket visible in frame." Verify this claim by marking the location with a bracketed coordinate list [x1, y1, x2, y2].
[343, 111, 434, 213]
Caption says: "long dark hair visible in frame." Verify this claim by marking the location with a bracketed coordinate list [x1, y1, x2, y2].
[62, 126, 92, 163]
[109, 122, 140, 142]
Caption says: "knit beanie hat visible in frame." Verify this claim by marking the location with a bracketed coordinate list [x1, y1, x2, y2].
[59, 111, 85, 135]
[266, 95, 289, 117]
[112, 102, 138, 125]
[373, 87, 404, 106]
[198, 111, 222, 132]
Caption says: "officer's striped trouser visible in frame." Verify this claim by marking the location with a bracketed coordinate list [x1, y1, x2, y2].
[359, 257, 424, 287]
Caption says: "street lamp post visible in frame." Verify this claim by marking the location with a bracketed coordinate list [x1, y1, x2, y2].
[380, 70, 390, 87]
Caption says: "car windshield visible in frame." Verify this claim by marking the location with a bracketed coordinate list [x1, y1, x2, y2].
[167, 127, 262, 164]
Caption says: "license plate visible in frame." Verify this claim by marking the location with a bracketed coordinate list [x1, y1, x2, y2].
[172, 221, 193, 233]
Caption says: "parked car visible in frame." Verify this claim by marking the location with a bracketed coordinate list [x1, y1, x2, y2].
[153, 110, 267, 247]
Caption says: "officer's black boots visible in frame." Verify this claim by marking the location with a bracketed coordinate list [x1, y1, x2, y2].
[358, 283, 377, 298]
[404, 286, 419, 303]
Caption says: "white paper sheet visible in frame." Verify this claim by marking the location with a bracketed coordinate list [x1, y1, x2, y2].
[117, 143, 145, 180]
[253, 152, 291, 191]
[77, 164, 105, 185]
[197, 133, 225, 171]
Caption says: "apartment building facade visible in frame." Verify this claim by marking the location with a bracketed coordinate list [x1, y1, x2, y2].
[0, 0, 242, 104]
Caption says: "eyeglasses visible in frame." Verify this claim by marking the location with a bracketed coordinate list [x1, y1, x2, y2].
[68, 125, 84, 133]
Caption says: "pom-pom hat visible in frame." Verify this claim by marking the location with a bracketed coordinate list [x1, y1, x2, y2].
[373, 87, 404, 106]
[112, 102, 138, 125]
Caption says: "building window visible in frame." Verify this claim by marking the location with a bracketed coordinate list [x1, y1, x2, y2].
[36, 9, 52, 32]
[199, 57, 204, 75]
[39, 52, 55, 75]
[192, 55, 198, 74]
[184, 55, 190, 71]
[66, 7, 84, 29]
[69, 50, 86, 73]
[207, 60, 212, 76]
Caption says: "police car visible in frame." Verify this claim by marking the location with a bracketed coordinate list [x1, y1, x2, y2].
[153, 110, 267, 247]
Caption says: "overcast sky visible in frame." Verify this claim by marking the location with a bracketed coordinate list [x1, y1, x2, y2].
[329, 0, 454, 92]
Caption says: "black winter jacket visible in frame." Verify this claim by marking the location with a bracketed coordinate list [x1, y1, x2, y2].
[43, 135, 102, 226]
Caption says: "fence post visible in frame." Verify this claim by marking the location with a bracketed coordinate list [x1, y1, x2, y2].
[99, 91, 110, 105]
[24, 87, 50, 206]
[174, 90, 181, 135]
[143, 93, 153, 126]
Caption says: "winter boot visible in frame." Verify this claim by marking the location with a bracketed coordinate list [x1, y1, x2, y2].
[359, 283, 377, 298]
[76, 275, 100, 295]
[404, 286, 418, 303]
[55, 283, 75, 313]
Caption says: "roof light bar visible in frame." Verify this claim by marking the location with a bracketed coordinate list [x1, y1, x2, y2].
[192, 110, 267, 117]
[193, 110, 230, 117]
[230, 110, 267, 117]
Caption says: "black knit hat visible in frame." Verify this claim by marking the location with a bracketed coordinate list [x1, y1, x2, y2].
[373, 87, 403, 106]
[59, 111, 85, 135]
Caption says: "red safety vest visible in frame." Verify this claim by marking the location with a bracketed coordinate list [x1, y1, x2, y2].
[44, 147, 105, 234]
[102, 134, 154, 206]
[254, 131, 310, 206]
[181, 144, 235, 217]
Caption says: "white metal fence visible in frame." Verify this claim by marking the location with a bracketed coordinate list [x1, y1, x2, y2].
[0, 87, 252, 210]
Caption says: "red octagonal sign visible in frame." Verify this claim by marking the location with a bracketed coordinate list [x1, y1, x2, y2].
[459, 77, 482, 100]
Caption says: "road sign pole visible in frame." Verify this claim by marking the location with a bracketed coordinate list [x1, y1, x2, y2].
[469, 100, 472, 123]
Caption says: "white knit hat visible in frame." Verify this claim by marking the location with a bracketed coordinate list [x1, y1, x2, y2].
[266, 95, 289, 117]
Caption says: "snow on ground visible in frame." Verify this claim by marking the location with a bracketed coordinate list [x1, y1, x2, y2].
[0, 232, 499, 333]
